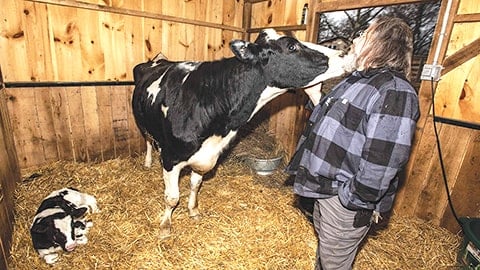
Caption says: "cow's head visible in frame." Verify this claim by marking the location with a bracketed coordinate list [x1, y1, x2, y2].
[230, 29, 351, 89]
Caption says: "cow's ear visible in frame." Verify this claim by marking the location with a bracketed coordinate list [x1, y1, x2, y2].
[31, 223, 49, 234]
[71, 207, 88, 218]
[230, 40, 259, 63]
[254, 30, 269, 45]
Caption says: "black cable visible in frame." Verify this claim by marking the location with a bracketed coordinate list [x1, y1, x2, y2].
[429, 77, 462, 226]
[4, 81, 135, 88]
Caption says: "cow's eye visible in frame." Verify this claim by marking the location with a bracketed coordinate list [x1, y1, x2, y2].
[287, 43, 298, 52]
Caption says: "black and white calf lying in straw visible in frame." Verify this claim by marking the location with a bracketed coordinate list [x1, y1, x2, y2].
[132, 29, 352, 239]
[30, 188, 98, 264]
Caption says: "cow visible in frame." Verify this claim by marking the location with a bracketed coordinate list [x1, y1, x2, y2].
[132, 29, 351, 239]
[30, 188, 98, 264]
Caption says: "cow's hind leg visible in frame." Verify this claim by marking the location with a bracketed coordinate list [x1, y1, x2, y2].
[159, 165, 182, 239]
[188, 171, 203, 220]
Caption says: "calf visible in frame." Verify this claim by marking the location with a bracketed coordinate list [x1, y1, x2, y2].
[30, 188, 98, 264]
[132, 29, 350, 239]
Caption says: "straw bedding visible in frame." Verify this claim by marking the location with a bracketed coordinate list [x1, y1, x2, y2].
[8, 121, 462, 269]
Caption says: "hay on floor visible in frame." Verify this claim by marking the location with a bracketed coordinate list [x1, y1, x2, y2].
[8, 121, 462, 269]
[228, 118, 287, 161]
[355, 216, 462, 269]
[11, 156, 317, 270]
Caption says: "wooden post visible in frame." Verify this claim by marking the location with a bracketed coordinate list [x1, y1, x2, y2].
[0, 65, 21, 270]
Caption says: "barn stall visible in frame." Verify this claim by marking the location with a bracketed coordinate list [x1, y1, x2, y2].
[0, 0, 479, 269]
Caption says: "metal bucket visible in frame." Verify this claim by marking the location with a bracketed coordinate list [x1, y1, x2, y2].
[248, 156, 283, 176]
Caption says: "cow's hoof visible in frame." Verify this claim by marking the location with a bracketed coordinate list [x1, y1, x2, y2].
[158, 229, 171, 240]
[189, 213, 202, 221]
[188, 207, 201, 219]
[159, 218, 172, 240]
[43, 253, 59, 264]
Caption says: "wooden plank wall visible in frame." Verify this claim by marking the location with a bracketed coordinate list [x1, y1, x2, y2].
[0, 0, 244, 169]
[433, 2, 480, 124]
[4, 85, 145, 168]
[0, 68, 21, 270]
[1, 0, 244, 82]
[393, 0, 480, 233]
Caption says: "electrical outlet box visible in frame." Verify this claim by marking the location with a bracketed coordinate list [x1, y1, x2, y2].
[420, 64, 443, 81]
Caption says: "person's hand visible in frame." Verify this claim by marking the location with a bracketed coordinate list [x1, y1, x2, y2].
[304, 83, 323, 106]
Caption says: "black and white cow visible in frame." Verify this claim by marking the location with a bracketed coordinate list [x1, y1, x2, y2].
[30, 188, 98, 264]
[132, 29, 350, 239]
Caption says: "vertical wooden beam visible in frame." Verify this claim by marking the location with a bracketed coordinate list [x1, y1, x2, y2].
[0, 66, 21, 270]
[306, 0, 320, 43]
[243, 1, 252, 40]
[394, 0, 461, 222]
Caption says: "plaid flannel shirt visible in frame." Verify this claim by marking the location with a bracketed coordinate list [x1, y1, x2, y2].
[286, 68, 420, 213]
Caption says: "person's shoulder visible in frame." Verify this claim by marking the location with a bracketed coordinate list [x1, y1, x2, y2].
[391, 73, 417, 94]
[373, 68, 416, 94]
[365, 68, 397, 89]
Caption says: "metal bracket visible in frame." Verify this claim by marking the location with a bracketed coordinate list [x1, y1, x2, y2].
[420, 64, 443, 81]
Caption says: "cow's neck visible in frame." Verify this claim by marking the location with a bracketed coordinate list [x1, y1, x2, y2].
[222, 70, 275, 130]
[248, 86, 288, 121]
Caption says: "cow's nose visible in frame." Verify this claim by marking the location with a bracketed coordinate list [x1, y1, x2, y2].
[65, 242, 77, 252]
[317, 55, 329, 68]
[315, 52, 327, 62]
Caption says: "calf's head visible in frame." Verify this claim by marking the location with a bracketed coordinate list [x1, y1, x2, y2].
[230, 29, 350, 89]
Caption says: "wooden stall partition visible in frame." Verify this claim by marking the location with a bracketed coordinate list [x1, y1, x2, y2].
[394, 0, 480, 233]
[0, 68, 21, 270]
[433, 2, 480, 124]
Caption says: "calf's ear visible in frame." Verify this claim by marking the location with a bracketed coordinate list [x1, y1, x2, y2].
[71, 207, 88, 218]
[31, 223, 49, 234]
[230, 40, 260, 63]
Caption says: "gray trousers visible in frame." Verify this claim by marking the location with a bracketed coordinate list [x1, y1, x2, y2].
[313, 196, 370, 270]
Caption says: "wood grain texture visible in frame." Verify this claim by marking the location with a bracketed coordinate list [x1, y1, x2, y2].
[0, 70, 21, 270]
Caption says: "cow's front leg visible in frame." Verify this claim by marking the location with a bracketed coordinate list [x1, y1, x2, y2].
[144, 140, 153, 168]
[159, 165, 181, 239]
[188, 171, 203, 220]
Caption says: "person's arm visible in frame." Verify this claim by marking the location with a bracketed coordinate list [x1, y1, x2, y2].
[303, 83, 323, 106]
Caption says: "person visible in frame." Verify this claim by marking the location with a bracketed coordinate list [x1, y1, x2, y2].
[286, 17, 420, 270]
